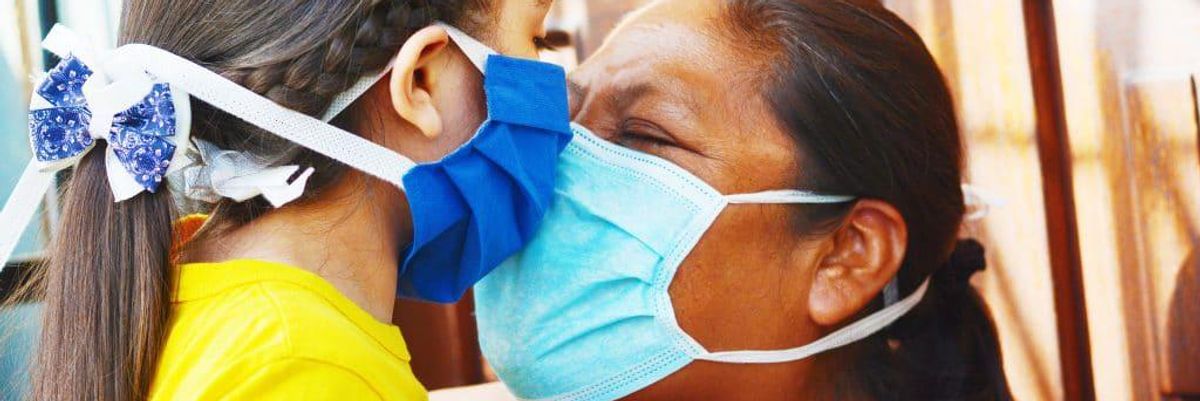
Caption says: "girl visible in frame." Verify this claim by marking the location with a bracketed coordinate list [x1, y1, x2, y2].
[3, 0, 569, 400]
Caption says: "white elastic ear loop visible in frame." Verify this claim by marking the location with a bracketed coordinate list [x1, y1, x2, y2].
[727, 189, 903, 305]
[322, 22, 497, 123]
[0, 163, 57, 270]
[437, 22, 497, 73]
[962, 184, 1005, 222]
[726, 190, 856, 205]
[109, 44, 417, 191]
[321, 68, 390, 122]
[695, 278, 929, 364]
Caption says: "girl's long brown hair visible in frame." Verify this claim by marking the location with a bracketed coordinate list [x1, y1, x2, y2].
[26, 1, 485, 400]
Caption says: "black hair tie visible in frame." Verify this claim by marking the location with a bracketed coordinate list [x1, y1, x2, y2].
[937, 239, 986, 288]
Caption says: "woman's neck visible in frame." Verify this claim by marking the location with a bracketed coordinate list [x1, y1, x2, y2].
[800, 347, 879, 401]
[186, 175, 411, 323]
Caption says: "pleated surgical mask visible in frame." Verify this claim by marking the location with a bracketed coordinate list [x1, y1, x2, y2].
[474, 124, 930, 401]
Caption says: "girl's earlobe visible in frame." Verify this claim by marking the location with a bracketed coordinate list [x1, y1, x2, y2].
[389, 26, 452, 139]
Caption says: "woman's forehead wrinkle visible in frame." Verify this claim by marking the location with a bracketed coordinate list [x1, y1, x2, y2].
[651, 77, 705, 122]
[660, 53, 727, 121]
[601, 75, 701, 125]
[577, 5, 733, 127]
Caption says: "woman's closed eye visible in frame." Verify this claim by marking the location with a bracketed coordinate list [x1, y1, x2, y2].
[615, 119, 678, 152]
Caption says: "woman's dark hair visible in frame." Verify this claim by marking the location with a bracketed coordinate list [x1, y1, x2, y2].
[24, 1, 489, 400]
[717, 1, 1013, 400]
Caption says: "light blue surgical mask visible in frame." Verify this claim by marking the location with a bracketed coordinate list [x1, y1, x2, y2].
[475, 124, 931, 401]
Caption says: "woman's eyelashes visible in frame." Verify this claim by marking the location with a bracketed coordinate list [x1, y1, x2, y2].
[615, 120, 677, 151]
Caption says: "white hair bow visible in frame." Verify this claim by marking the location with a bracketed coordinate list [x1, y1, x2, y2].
[176, 140, 315, 208]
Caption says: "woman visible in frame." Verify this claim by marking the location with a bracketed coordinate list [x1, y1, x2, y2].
[5, 0, 570, 400]
[469, 0, 1013, 400]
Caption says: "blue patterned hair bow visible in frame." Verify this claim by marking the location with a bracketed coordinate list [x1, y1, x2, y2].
[27, 25, 191, 202]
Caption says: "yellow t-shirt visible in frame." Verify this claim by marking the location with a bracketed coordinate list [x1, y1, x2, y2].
[148, 257, 428, 400]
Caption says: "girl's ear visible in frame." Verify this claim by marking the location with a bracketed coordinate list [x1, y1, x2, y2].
[807, 200, 908, 326]
[389, 26, 452, 139]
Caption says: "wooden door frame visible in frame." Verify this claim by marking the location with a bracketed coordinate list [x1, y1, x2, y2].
[1020, 1, 1097, 400]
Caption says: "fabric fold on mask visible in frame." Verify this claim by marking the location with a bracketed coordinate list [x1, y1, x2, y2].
[396, 53, 573, 303]
[476, 125, 936, 401]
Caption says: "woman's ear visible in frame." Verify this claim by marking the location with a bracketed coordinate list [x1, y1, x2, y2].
[389, 26, 452, 139]
[807, 200, 908, 326]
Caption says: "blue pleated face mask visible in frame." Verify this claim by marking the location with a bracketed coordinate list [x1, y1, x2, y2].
[474, 125, 931, 401]
[0, 24, 571, 305]
[389, 26, 573, 303]
[262, 25, 572, 303]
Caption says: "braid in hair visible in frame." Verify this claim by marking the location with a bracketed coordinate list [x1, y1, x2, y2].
[187, 0, 473, 228]
[224, 0, 439, 116]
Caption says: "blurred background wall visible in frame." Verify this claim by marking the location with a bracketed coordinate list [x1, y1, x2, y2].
[887, 0, 1200, 400]
[1, 1, 1197, 400]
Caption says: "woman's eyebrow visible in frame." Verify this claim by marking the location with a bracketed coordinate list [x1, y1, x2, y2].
[570, 77, 700, 119]
[613, 80, 703, 118]
[601, 82, 655, 114]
